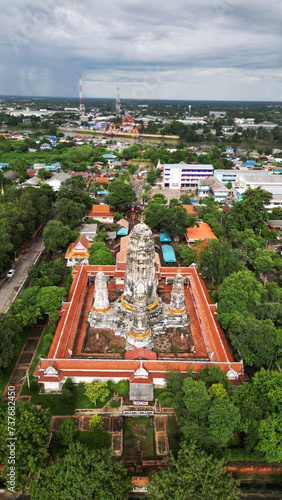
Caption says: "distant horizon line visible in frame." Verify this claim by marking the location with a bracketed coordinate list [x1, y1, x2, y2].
[0, 94, 281, 104]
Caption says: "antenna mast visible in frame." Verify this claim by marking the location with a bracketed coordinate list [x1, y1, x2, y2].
[116, 86, 121, 117]
[79, 73, 85, 116]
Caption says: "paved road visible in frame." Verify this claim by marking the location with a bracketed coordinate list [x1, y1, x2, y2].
[0, 235, 44, 314]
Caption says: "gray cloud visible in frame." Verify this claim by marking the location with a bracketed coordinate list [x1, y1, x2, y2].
[0, 0, 281, 100]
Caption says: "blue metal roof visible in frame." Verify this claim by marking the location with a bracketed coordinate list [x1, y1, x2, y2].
[102, 154, 117, 159]
[97, 190, 109, 195]
[160, 232, 171, 242]
[162, 245, 177, 263]
[117, 227, 128, 236]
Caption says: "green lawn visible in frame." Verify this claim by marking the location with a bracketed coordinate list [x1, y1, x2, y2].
[77, 431, 111, 450]
[23, 383, 112, 415]
[167, 417, 182, 457]
[0, 326, 31, 396]
[154, 388, 166, 402]
[48, 430, 111, 459]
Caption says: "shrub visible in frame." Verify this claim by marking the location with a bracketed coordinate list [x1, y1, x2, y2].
[60, 387, 73, 403]
[41, 343, 51, 357]
[42, 333, 54, 343]
[116, 380, 129, 396]
[110, 399, 121, 408]
[55, 418, 77, 446]
[106, 380, 115, 394]
[29, 379, 39, 393]
[89, 415, 103, 436]
[156, 348, 161, 355]
[63, 377, 74, 391]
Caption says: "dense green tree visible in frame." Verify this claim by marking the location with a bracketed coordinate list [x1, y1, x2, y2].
[144, 202, 166, 229]
[177, 245, 197, 266]
[13, 158, 29, 181]
[84, 380, 110, 406]
[57, 198, 86, 229]
[227, 187, 272, 233]
[145, 203, 195, 238]
[28, 258, 65, 287]
[105, 179, 136, 210]
[7, 286, 42, 326]
[198, 239, 246, 285]
[151, 193, 167, 204]
[30, 442, 131, 500]
[147, 168, 161, 185]
[37, 168, 52, 180]
[89, 414, 104, 436]
[179, 194, 191, 204]
[217, 269, 267, 318]
[55, 418, 77, 446]
[88, 240, 115, 265]
[163, 370, 239, 454]
[271, 207, 282, 219]
[0, 314, 21, 371]
[251, 248, 274, 276]
[36, 286, 67, 324]
[7, 285, 66, 327]
[193, 365, 232, 393]
[227, 314, 281, 367]
[0, 224, 14, 272]
[180, 378, 240, 452]
[57, 176, 92, 208]
[233, 369, 282, 462]
[0, 401, 51, 490]
[43, 220, 72, 252]
[147, 443, 240, 500]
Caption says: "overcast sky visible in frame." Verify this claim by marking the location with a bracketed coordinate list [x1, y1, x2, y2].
[1, 0, 281, 101]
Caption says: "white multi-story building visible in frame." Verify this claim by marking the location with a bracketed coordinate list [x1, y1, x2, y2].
[162, 163, 214, 190]
[234, 174, 282, 210]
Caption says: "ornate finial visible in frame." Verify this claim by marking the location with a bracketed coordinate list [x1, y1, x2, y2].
[138, 211, 146, 223]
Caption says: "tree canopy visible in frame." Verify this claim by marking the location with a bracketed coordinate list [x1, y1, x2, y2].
[144, 203, 196, 237]
[217, 269, 267, 318]
[43, 220, 73, 252]
[147, 443, 240, 500]
[105, 179, 136, 210]
[30, 442, 131, 500]
[198, 239, 246, 285]
[233, 368, 282, 462]
[227, 187, 272, 233]
[0, 313, 21, 371]
[0, 401, 51, 490]
[163, 370, 239, 454]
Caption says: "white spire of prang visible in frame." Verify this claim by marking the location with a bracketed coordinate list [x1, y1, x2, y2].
[169, 273, 186, 314]
[93, 271, 111, 313]
[122, 223, 159, 310]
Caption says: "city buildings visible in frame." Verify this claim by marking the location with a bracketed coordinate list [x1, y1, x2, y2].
[162, 163, 214, 190]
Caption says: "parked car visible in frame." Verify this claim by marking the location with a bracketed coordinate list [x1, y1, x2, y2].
[7, 269, 15, 278]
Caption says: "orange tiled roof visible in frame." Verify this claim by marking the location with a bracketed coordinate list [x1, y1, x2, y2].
[34, 263, 244, 384]
[187, 223, 217, 241]
[87, 204, 114, 218]
[183, 204, 196, 215]
[65, 235, 92, 259]
[95, 177, 109, 183]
